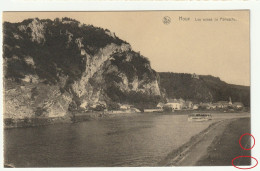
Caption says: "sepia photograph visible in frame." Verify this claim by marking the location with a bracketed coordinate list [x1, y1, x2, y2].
[2, 11, 251, 167]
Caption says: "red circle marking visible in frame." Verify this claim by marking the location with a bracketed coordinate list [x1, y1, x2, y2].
[239, 133, 255, 150]
[232, 156, 258, 169]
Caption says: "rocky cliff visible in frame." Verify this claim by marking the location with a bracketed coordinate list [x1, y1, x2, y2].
[3, 18, 161, 119]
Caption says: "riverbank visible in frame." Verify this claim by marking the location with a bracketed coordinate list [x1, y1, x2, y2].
[196, 117, 251, 166]
[4, 112, 144, 129]
[4, 116, 71, 129]
[4, 110, 249, 129]
[158, 117, 250, 166]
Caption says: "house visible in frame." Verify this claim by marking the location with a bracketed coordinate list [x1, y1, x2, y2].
[182, 100, 193, 109]
[193, 104, 199, 110]
[165, 99, 182, 110]
[120, 104, 133, 110]
[156, 102, 164, 109]
[216, 101, 230, 108]
[232, 102, 244, 109]
[88, 102, 107, 110]
[191, 73, 199, 79]
[210, 103, 218, 109]
[131, 108, 141, 113]
[164, 103, 181, 110]
[229, 97, 233, 105]
[165, 98, 194, 110]
[199, 102, 212, 109]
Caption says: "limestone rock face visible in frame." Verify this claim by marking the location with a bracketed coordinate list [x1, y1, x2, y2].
[3, 18, 162, 119]
[18, 18, 46, 44]
[4, 80, 72, 119]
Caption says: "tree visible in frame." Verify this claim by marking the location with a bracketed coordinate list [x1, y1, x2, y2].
[107, 102, 120, 110]
[93, 104, 106, 111]
[163, 106, 173, 112]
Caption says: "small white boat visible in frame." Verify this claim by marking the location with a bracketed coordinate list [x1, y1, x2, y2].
[188, 113, 212, 121]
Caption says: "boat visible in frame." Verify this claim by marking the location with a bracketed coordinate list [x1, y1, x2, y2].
[188, 113, 212, 121]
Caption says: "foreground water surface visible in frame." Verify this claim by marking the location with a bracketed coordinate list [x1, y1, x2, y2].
[4, 112, 249, 167]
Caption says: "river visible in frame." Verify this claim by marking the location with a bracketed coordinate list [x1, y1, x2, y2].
[4, 112, 250, 167]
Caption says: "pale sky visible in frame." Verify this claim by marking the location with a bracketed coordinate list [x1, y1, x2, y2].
[3, 11, 250, 86]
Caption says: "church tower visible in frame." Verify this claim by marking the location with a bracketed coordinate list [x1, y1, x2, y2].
[229, 96, 232, 105]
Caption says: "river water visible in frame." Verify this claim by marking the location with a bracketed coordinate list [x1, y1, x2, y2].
[4, 112, 249, 167]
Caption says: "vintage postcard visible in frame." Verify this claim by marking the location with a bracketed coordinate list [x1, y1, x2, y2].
[1, 10, 254, 168]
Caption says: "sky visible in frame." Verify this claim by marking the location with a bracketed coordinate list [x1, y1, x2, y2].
[3, 11, 250, 86]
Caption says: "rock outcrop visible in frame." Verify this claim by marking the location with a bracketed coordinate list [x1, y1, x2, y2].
[3, 17, 162, 119]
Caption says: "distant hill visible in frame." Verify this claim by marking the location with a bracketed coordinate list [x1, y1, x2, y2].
[158, 72, 250, 107]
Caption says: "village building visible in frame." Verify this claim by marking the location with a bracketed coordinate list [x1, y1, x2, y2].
[199, 102, 214, 109]
[210, 103, 218, 109]
[216, 101, 230, 108]
[120, 104, 133, 110]
[87, 102, 107, 110]
[232, 102, 244, 109]
[229, 97, 233, 105]
[162, 98, 196, 110]
[164, 103, 181, 110]
[191, 73, 199, 79]
[165, 99, 183, 110]
[131, 108, 141, 113]
[156, 102, 164, 109]
[192, 104, 199, 110]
